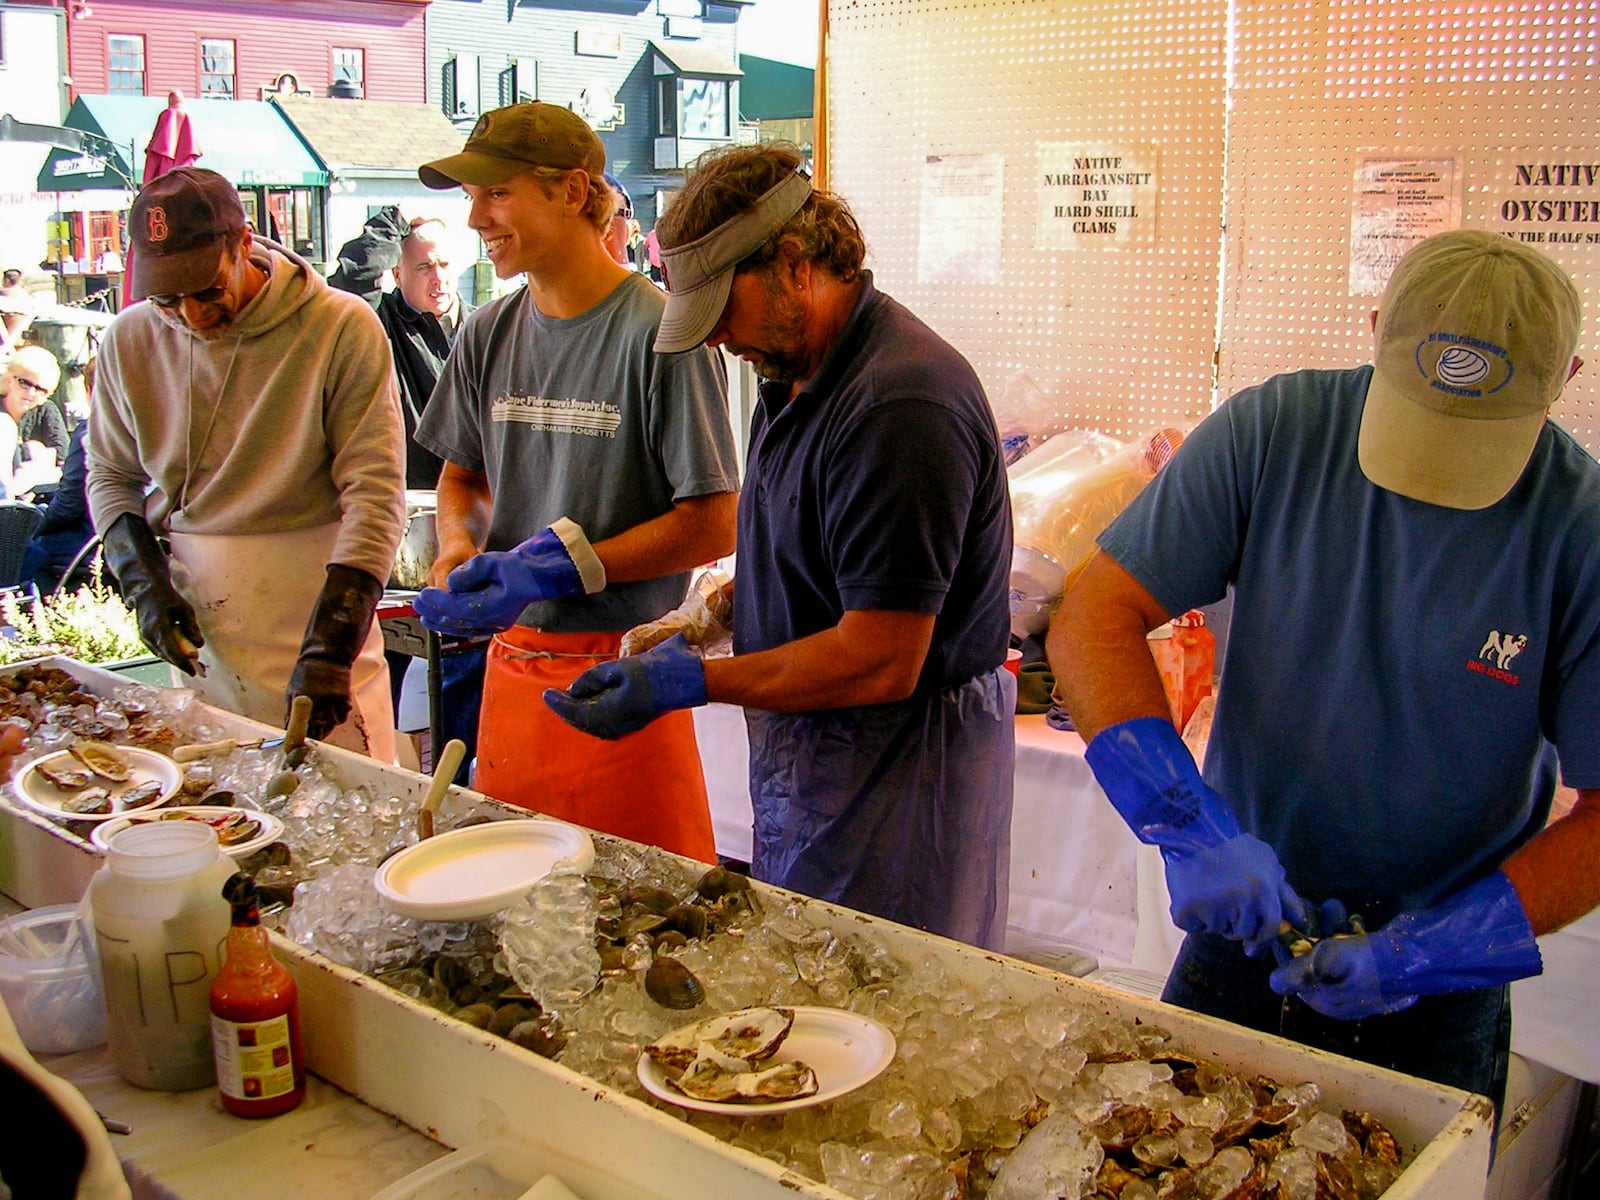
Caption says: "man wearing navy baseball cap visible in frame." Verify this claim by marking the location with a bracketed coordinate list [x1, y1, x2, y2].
[88, 167, 405, 760]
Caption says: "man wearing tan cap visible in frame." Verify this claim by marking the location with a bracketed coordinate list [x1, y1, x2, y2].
[545, 142, 1017, 950]
[86, 167, 405, 760]
[1050, 228, 1594, 1115]
[410, 103, 738, 862]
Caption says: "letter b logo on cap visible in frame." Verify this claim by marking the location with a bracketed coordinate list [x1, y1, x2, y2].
[147, 206, 169, 244]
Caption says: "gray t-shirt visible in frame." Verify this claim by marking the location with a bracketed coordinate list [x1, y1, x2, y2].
[417, 273, 738, 632]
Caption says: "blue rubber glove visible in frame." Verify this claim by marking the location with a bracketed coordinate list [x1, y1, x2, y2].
[414, 518, 604, 639]
[542, 634, 708, 740]
[1084, 716, 1306, 954]
[1268, 872, 1543, 1020]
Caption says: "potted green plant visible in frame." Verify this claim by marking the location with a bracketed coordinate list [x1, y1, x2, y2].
[0, 558, 169, 684]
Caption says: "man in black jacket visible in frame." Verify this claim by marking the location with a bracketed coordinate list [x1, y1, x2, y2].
[377, 217, 473, 490]
[331, 210, 474, 489]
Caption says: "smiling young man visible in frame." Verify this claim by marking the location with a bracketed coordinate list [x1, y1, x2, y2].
[86, 167, 405, 760]
[410, 103, 739, 861]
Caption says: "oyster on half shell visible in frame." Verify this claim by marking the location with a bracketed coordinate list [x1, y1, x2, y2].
[644, 1006, 796, 1073]
[68, 740, 132, 782]
[61, 787, 112, 815]
[669, 1055, 819, 1104]
[34, 760, 94, 791]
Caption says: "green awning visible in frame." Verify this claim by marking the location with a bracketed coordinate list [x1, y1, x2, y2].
[738, 56, 815, 122]
[38, 95, 328, 192]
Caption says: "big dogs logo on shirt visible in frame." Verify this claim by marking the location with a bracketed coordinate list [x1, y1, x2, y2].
[492, 394, 621, 438]
[1469, 629, 1529, 685]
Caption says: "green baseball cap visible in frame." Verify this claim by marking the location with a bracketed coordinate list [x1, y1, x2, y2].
[419, 102, 606, 190]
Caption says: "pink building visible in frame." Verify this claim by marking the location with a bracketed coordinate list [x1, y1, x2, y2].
[58, 0, 429, 104]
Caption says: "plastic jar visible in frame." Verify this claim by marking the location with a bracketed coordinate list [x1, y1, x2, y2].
[89, 822, 234, 1090]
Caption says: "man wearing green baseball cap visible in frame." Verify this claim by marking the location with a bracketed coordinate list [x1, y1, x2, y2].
[410, 103, 740, 862]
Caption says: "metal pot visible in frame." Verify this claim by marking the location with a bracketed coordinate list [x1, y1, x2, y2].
[390, 509, 438, 590]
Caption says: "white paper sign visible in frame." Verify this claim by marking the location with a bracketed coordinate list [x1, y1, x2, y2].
[917, 154, 1004, 285]
[1349, 155, 1461, 295]
[1037, 143, 1159, 249]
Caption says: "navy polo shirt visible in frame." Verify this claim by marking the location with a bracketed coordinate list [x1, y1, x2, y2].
[732, 273, 1013, 694]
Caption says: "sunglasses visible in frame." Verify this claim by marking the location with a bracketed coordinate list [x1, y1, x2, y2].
[615, 208, 634, 221]
[148, 284, 228, 309]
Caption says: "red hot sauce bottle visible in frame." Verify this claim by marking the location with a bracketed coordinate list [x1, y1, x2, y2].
[209, 873, 305, 1117]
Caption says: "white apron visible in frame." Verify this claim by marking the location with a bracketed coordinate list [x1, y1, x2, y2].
[167, 523, 395, 763]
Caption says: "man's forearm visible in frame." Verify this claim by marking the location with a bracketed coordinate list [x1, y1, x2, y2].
[1048, 548, 1178, 742]
[590, 491, 737, 584]
[1501, 788, 1600, 935]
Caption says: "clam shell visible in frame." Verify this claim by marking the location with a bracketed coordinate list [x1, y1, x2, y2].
[68, 740, 132, 782]
[642, 956, 705, 1011]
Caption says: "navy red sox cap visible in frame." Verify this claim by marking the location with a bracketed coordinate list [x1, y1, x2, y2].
[128, 167, 249, 302]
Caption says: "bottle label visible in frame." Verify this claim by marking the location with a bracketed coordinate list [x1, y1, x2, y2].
[211, 1012, 296, 1101]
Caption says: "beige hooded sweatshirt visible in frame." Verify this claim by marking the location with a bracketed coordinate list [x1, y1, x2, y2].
[86, 237, 404, 586]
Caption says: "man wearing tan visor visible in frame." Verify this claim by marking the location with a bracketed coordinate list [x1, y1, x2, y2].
[411, 103, 738, 861]
[545, 144, 1017, 948]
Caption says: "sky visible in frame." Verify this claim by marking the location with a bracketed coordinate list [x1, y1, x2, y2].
[738, 1, 819, 68]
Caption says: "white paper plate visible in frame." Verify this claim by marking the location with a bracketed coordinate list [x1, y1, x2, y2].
[637, 1006, 897, 1115]
[11, 746, 183, 823]
[91, 806, 286, 859]
[373, 819, 596, 922]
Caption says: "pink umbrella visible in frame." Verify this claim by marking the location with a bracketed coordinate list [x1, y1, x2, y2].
[124, 91, 202, 303]
[142, 90, 201, 185]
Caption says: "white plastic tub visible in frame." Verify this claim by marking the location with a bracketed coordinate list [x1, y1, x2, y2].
[0, 658, 1494, 1199]
[0, 902, 106, 1054]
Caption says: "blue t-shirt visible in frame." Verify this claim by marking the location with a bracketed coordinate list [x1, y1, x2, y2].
[1100, 365, 1600, 922]
[733, 274, 1013, 693]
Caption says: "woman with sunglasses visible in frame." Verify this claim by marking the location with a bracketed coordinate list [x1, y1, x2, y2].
[0, 345, 63, 500]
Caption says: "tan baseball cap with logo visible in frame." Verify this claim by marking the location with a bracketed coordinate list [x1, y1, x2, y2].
[419, 103, 606, 190]
[1359, 229, 1582, 510]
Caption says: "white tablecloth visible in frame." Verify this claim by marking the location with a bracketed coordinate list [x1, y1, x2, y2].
[692, 703, 1600, 1083]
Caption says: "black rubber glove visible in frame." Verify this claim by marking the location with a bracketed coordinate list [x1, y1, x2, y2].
[99, 511, 205, 676]
[288, 563, 385, 740]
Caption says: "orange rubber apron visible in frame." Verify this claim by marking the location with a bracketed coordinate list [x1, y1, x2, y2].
[167, 524, 396, 763]
[475, 625, 716, 863]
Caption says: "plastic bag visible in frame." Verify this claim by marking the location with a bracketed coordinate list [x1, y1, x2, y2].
[1007, 426, 1187, 637]
[619, 568, 734, 658]
[992, 373, 1063, 466]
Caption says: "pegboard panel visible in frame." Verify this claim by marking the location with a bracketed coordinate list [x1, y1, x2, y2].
[1219, 0, 1600, 450]
[825, 0, 1230, 439]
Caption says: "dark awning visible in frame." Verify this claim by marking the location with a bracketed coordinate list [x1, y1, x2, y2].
[38, 95, 327, 192]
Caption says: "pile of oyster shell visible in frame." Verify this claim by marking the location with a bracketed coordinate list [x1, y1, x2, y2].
[34, 740, 162, 815]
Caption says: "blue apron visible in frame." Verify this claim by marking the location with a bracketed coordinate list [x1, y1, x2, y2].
[746, 668, 1016, 950]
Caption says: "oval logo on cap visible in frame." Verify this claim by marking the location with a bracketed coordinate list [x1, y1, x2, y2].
[1438, 345, 1491, 388]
